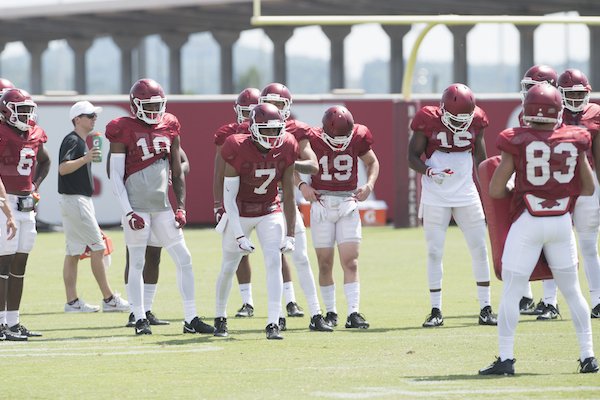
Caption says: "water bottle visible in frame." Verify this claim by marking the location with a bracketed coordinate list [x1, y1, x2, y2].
[91, 132, 102, 163]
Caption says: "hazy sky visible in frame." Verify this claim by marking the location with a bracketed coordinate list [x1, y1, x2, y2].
[0, 1, 589, 80]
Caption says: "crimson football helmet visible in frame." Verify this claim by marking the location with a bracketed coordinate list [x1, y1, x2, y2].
[520, 65, 558, 96]
[234, 87, 260, 124]
[259, 82, 292, 120]
[440, 83, 475, 134]
[249, 103, 286, 149]
[130, 78, 166, 124]
[0, 78, 15, 95]
[321, 106, 355, 152]
[557, 69, 592, 113]
[522, 83, 563, 126]
[0, 88, 37, 131]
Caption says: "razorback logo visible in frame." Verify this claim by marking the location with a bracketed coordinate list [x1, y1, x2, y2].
[539, 199, 560, 209]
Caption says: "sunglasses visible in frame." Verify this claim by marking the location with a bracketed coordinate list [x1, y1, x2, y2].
[79, 113, 97, 119]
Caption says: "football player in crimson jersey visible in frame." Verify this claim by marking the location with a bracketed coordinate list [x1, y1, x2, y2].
[480, 83, 598, 375]
[215, 103, 298, 340]
[107, 78, 214, 336]
[515, 66, 561, 317]
[408, 83, 497, 328]
[256, 82, 326, 330]
[299, 106, 379, 329]
[213, 87, 260, 318]
[558, 69, 600, 319]
[0, 88, 50, 340]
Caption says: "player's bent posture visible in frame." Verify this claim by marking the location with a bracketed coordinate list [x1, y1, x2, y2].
[408, 83, 497, 328]
[214, 103, 297, 340]
[480, 83, 598, 375]
[107, 78, 214, 336]
[213, 87, 260, 318]
[558, 69, 600, 319]
[300, 106, 379, 329]
[0, 88, 50, 340]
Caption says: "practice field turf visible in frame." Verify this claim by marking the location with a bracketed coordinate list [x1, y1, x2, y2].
[6, 226, 600, 399]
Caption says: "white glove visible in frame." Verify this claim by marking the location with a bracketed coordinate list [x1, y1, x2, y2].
[280, 236, 295, 254]
[506, 172, 516, 192]
[236, 236, 255, 255]
[426, 167, 454, 185]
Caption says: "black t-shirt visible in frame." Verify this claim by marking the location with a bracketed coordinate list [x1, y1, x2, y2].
[58, 131, 93, 196]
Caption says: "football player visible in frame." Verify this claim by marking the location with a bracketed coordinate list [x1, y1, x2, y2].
[213, 87, 260, 318]
[0, 88, 50, 340]
[480, 83, 598, 375]
[107, 78, 214, 335]
[258, 82, 328, 331]
[299, 106, 379, 329]
[558, 68, 600, 319]
[0, 78, 15, 95]
[408, 83, 497, 328]
[517, 65, 561, 318]
[214, 103, 297, 340]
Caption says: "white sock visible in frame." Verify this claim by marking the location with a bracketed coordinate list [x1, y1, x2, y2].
[344, 282, 360, 315]
[6, 310, 18, 327]
[283, 281, 296, 305]
[320, 284, 336, 313]
[542, 279, 558, 307]
[430, 291, 442, 310]
[590, 289, 600, 308]
[0, 310, 5, 325]
[125, 283, 133, 312]
[127, 246, 146, 322]
[477, 285, 491, 309]
[498, 269, 529, 361]
[239, 283, 253, 306]
[525, 282, 533, 299]
[144, 284, 157, 313]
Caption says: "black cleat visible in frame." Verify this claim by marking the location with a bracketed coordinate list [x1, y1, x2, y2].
[266, 323, 283, 340]
[286, 302, 304, 317]
[422, 308, 443, 328]
[531, 299, 546, 316]
[579, 357, 600, 373]
[537, 304, 560, 321]
[324, 312, 338, 327]
[309, 314, 334, 332]
[9, 323, 42, 337]
[591, 304, 600, 319]
[183, 316, 215, 334]
[0, 324, 27, 341]
[135, 319, 152, 335]
[519, 297, 535, 315]
[479, 357, 515, 376]
[126, 312, 135, 328]
[278, 317, 287, 331]
[479, 306, 498, 326]
[214, 317, 228, 337]
[345, 312, 370, 329]
[146, 310, 170, 325]
[235, 303, 254, 318]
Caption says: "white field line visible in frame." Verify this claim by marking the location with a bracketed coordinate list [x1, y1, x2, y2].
[311, 386, 600, 399]
[0, 343, 222, 357]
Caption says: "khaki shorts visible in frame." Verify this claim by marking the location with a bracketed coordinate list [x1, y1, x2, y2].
[60, 195, 105, 256]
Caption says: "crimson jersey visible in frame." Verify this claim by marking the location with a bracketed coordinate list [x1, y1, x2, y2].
[221, 134, 298, 217]
[410, 105, 489, 158]
[236, 118, 311, 143]
[214, 122, 241, 146]
[105, 113, 180, 181]
[563, 103, 600, 167]
[0, 121, 47, 193]
[308, 124, 373, 191]
[497, 125, 591, 221]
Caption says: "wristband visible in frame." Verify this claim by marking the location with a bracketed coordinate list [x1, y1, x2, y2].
[297, 181, 307, 190]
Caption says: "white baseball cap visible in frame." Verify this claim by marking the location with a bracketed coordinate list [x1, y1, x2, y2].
[69, 101, 102, 120]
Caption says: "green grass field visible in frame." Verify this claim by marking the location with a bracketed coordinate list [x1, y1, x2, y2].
[7, 226, 600, 399]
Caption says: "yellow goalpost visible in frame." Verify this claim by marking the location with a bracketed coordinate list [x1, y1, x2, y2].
[251, 0, 600, 100]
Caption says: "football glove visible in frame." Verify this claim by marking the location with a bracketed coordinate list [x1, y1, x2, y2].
[236, 236, 255, 255]
[280, 236, 295, 254]
[175, 209, 187, 228]
[426, 167, 454, 185]
[214, 206, 225, 224]
[126, 211, 145, 230]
